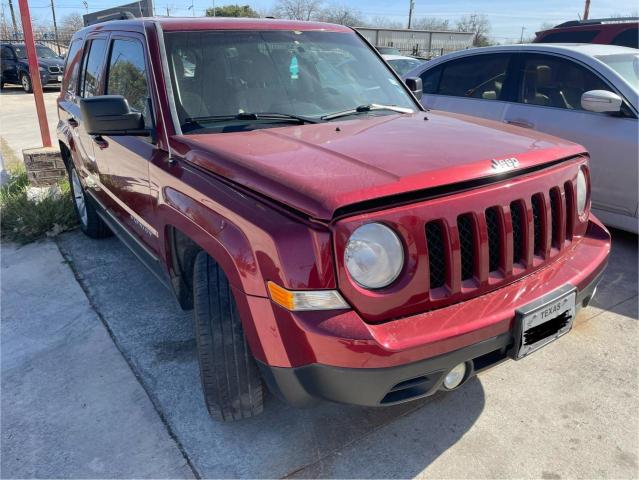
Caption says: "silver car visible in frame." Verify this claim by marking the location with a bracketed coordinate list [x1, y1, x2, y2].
[405, 44, 639, 233]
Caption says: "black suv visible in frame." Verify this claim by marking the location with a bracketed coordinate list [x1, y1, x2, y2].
[0, 43, 65, 92]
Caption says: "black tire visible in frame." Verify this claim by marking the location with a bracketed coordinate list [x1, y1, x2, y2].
[0, 77, 4, 89]
[193, 251, 263, 421]
[20, 73, 32, 93]
[68, 164, 111, 239]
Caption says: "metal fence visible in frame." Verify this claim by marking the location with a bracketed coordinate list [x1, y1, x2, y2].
[0, 32, 74, 56]
[356, 27, 474, 58]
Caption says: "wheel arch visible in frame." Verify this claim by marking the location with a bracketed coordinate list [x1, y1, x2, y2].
[163, 218, 270, 364]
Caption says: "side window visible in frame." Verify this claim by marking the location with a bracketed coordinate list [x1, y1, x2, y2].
[518, 54, 612, 110]
[1, 46, 14, 60]
[611, 28, 639, 49]
[538, 30, 599, 43]
[420, 66, 442, 94]
[63, 39, 82, 95]
[79, 38, 106, 98]
[438, 54, 511, 100]
[105, 38, 149, 122]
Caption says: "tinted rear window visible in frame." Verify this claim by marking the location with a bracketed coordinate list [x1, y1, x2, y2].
[611, 28, 639, 49]
[538, 30, 599, 43]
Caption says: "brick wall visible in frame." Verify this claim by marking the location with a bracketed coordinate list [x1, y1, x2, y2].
[22, 147, 66, 186]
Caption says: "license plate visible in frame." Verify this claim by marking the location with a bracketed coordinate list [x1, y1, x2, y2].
[514, 287, 576, 360]
[57, 75, 63, 82]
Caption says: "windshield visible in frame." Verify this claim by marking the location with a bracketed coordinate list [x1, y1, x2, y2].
[164, 30, 416, 133]
[13, 45, 58, 59]
[388, 58, 423, 76]
[596, 53, 639, 90]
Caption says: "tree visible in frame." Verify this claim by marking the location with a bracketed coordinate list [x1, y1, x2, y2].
[411, 17, 451, 31]
[273, 0, 324, 21]
[317, 4, 363, 26]
[366, 16, 404, 29]
[205, 4, 259, 17]
[59, 13, 84, 37]
[456, 13, 491, 47]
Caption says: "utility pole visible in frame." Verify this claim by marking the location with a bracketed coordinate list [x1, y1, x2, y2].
[166, 6, 170, 16]
[583, 0, 591, 20]
[50, 0, 60, 55]
[407, 0, 415, 29]
[17, 0, 51, 148]
[7, 0, 19, 38]
[520, 26, 526, 43]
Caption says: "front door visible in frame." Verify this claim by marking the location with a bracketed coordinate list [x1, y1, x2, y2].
[92, 33, 160, 255]
[502, 52, 639, 219]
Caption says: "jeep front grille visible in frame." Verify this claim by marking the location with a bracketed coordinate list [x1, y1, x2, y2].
[425, 183, 576, 294]
[48, 66, 63, 74]
[425, 221, 446, 289]
[335, 158, 586, 322]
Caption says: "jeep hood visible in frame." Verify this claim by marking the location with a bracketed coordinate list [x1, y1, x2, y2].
[175, 111, 585, 220]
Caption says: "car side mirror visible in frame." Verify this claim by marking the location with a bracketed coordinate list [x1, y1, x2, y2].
[581, 90, 623, 114]
[404, 77, 423, 100]
[80, 95, 149, 136]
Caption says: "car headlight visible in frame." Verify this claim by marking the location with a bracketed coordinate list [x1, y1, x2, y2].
[344, 223, 404, 289]
[576, 167, 588, 216]
[38, 66, 46, 72]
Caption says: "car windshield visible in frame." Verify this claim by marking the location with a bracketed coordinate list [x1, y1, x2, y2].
[596, 53, 639, 90]
[13, 45, 58, 59]
[388, 58, 423, 76]
[164, 30, 416, 133]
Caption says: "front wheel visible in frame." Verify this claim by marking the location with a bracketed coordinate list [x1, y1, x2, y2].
[20, 73, 32, 93]
[193, 251, 263, 421]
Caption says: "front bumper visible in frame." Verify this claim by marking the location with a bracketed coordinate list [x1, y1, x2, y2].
[260, 268, 603, 407]
[240, 218, 610, 407]
[40, 72, 62, 86]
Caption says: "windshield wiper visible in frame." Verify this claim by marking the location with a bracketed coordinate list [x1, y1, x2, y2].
[321, 104, 414, 121]
[184, 112, 320, 125]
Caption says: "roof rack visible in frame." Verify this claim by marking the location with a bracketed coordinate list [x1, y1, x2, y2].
[85, 10, 136, 26]
[554, 17, 639, 28]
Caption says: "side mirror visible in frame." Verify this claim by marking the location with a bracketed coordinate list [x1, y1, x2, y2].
[80, 95, 149, 136]
[581, 90, 623, 113]
[404, 77, 423, 100]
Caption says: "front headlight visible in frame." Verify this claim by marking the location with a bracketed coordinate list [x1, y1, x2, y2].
[576, 167, 588, 216]
[344, 223, 404, 289]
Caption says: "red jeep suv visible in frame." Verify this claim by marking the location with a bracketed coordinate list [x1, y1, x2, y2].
[535, 18, 639, 49]
[57, 17, 610, 421]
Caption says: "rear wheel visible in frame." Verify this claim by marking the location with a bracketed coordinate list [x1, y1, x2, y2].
[68, 165, 111, 239]
[193, 251, 263, 421]
[20, 73, 32, 93]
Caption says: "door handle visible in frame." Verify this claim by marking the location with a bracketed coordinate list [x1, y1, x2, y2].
[68, 117, 78, 128]
[91, 135, 109, 150]
[504, 119, 534, 129]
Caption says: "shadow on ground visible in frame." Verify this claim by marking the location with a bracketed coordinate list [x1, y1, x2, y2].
[590, 228, 638, 320]
[57, 231, 485, 478]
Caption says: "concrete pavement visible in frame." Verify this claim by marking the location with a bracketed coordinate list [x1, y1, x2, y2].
[0, 87, 59, 164]
[0, 241, 195, 478]
[53, 228, 638, 478]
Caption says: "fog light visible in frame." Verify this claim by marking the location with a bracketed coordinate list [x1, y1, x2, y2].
[443, 363, 467, 390]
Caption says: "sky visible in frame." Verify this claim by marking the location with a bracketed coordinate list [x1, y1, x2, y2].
[4, 0, 638, 43]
